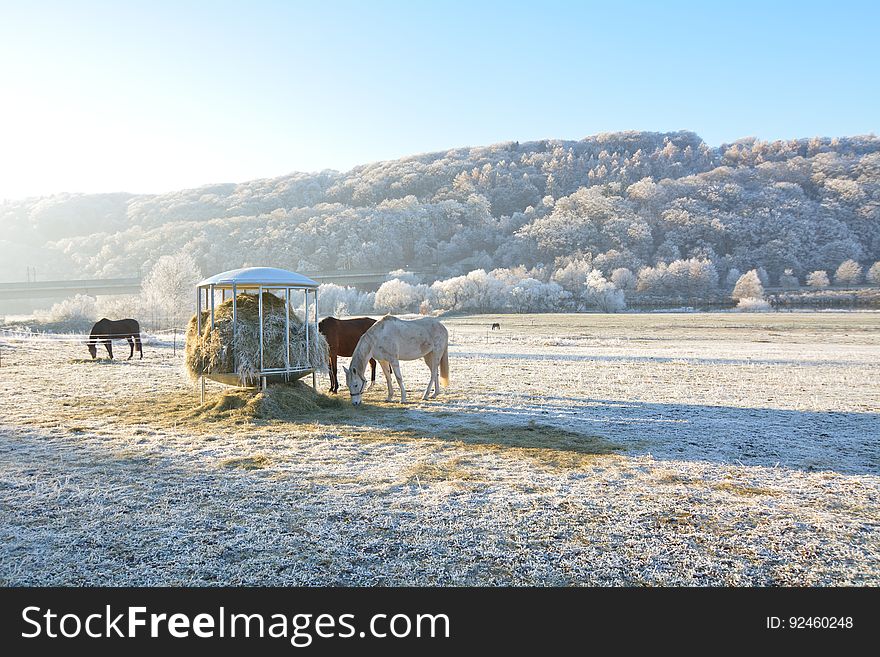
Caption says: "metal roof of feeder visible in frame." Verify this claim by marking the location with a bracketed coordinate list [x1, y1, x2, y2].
[197, 267, 319, 289]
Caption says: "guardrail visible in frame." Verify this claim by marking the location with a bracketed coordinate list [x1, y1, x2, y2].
[0, 269, 437, 301]
[0, 278, 142, 300]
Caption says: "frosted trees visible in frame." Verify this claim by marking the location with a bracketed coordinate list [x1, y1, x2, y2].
[551, 258, 593, 307]
[5, 130, 880, 313]
[516, 186, 639, 259]
[736, 297, 771, 312]
[431, 275, 478, 312]
[724, 268, 742, 290]
[806, 271, 830, 288]
[386, 269, 422, 285]
[508, 278, 564, 313]
[834, 259, 863, 285]
[318, 283, 373, 317]
[552, 258, 592, 292]
[665, 258, 718, 297]
[687, 259, 719, 296]
[779, 269, 799, 290]
[732, 270, 764, 301]
[610, 267, 636, 291]
[36, 294, 98, 328]
[634, 259, 716, 298]
[732, 270, 769, 311]
[867, 262, 880, 285]
[636, 263, 668, 294]
[585, 270, 625, 312]
[374, 279, 427, 313]
[142, 251, 202, 328]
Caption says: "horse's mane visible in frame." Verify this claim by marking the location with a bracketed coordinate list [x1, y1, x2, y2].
[350, 324, 377, 377]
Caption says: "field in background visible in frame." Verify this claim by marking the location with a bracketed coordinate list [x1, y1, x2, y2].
[0, 312, 878, 585]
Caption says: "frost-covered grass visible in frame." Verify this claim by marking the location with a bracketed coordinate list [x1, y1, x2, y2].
[0, 312, 878, 586]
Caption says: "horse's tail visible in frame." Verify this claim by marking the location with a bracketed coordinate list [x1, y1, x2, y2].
[439, 345, 449, 387]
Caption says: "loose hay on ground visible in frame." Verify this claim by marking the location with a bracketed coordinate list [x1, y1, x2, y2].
[219, 454, 272, 470]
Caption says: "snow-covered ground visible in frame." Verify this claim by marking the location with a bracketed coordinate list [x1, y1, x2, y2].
[0, 312, 878, 585]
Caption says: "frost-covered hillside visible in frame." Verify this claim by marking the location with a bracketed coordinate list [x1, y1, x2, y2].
[1, 131, 878, 289]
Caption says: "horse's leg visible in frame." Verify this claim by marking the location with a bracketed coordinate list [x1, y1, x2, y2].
[329, 351, 337, 393]
[390, 358, 406, 403]
[431, 358, 441, 398]
[104, 340, 113, 359]
[369, 358, 377, 387]
[422, 353, 436, 400]
[379, 360, 393, 401]
[135, 334, 143, 359]
[431, 339, 444, 397]
[126, 337, 134, 360]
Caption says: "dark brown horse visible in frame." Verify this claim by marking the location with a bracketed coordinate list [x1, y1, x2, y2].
[87, 318, 143, 360]
[318, 316, 377, 393]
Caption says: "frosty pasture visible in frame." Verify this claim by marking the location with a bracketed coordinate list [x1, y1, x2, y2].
[0, 312, 878, 585]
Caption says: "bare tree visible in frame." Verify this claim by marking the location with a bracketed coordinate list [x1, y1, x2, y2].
[732, 270, 764, 301]
[834, 259, 863, 285]
[806, 270, 830, 288]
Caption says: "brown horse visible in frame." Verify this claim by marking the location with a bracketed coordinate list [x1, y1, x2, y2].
[87, 318, 143, 360]
[318, 316, 377, 393]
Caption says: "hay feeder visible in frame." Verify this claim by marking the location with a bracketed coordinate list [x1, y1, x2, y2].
[193, 267, 321, 401]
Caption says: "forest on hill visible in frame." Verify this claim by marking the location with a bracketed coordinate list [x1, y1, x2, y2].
[2, 130, 879, 316]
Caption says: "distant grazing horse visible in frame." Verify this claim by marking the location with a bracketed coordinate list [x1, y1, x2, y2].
[344, 315, 448, 405]
[86, 318, 143, 360]
[491, 322, 501, 330]
[318, 316, 377, 393]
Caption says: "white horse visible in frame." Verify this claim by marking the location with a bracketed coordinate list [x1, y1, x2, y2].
[343, 315, 449, 405]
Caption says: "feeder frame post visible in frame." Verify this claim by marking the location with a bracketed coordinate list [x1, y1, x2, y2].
[232, 282, 237, 375]
[197, 286, 203, 402]
[312, 287, 318, 390]
[304, 287, 310, 367]
[285, 287, 291, 377]
[210, 284, 215, 329]
[258, 284, 264, 374]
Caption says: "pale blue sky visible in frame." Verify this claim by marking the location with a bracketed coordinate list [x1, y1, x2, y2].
[0, 0, 877, 199]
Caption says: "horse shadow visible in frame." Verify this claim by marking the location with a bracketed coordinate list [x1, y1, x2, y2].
[332, 392, 880, 477]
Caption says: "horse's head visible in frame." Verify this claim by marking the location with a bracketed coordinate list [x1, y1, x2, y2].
[86, 340, 97, 359]
[343, 365, 366, 405]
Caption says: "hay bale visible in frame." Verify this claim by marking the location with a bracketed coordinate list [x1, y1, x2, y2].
[185, 292, 328, 385]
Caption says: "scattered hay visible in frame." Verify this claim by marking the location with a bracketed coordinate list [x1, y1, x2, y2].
[404, 457, 476, 485]
[219, 454, 272, 470]
[431, 422, 625, 468]
[202, 392, 249, 413]
[185, 292, 328, 385]
[343, 422, 626, 471]
[712, 481, 781, 497]
[254, 383, 343, 419]
[80, 380, 343, 432]
[185, 381, 343, 426]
